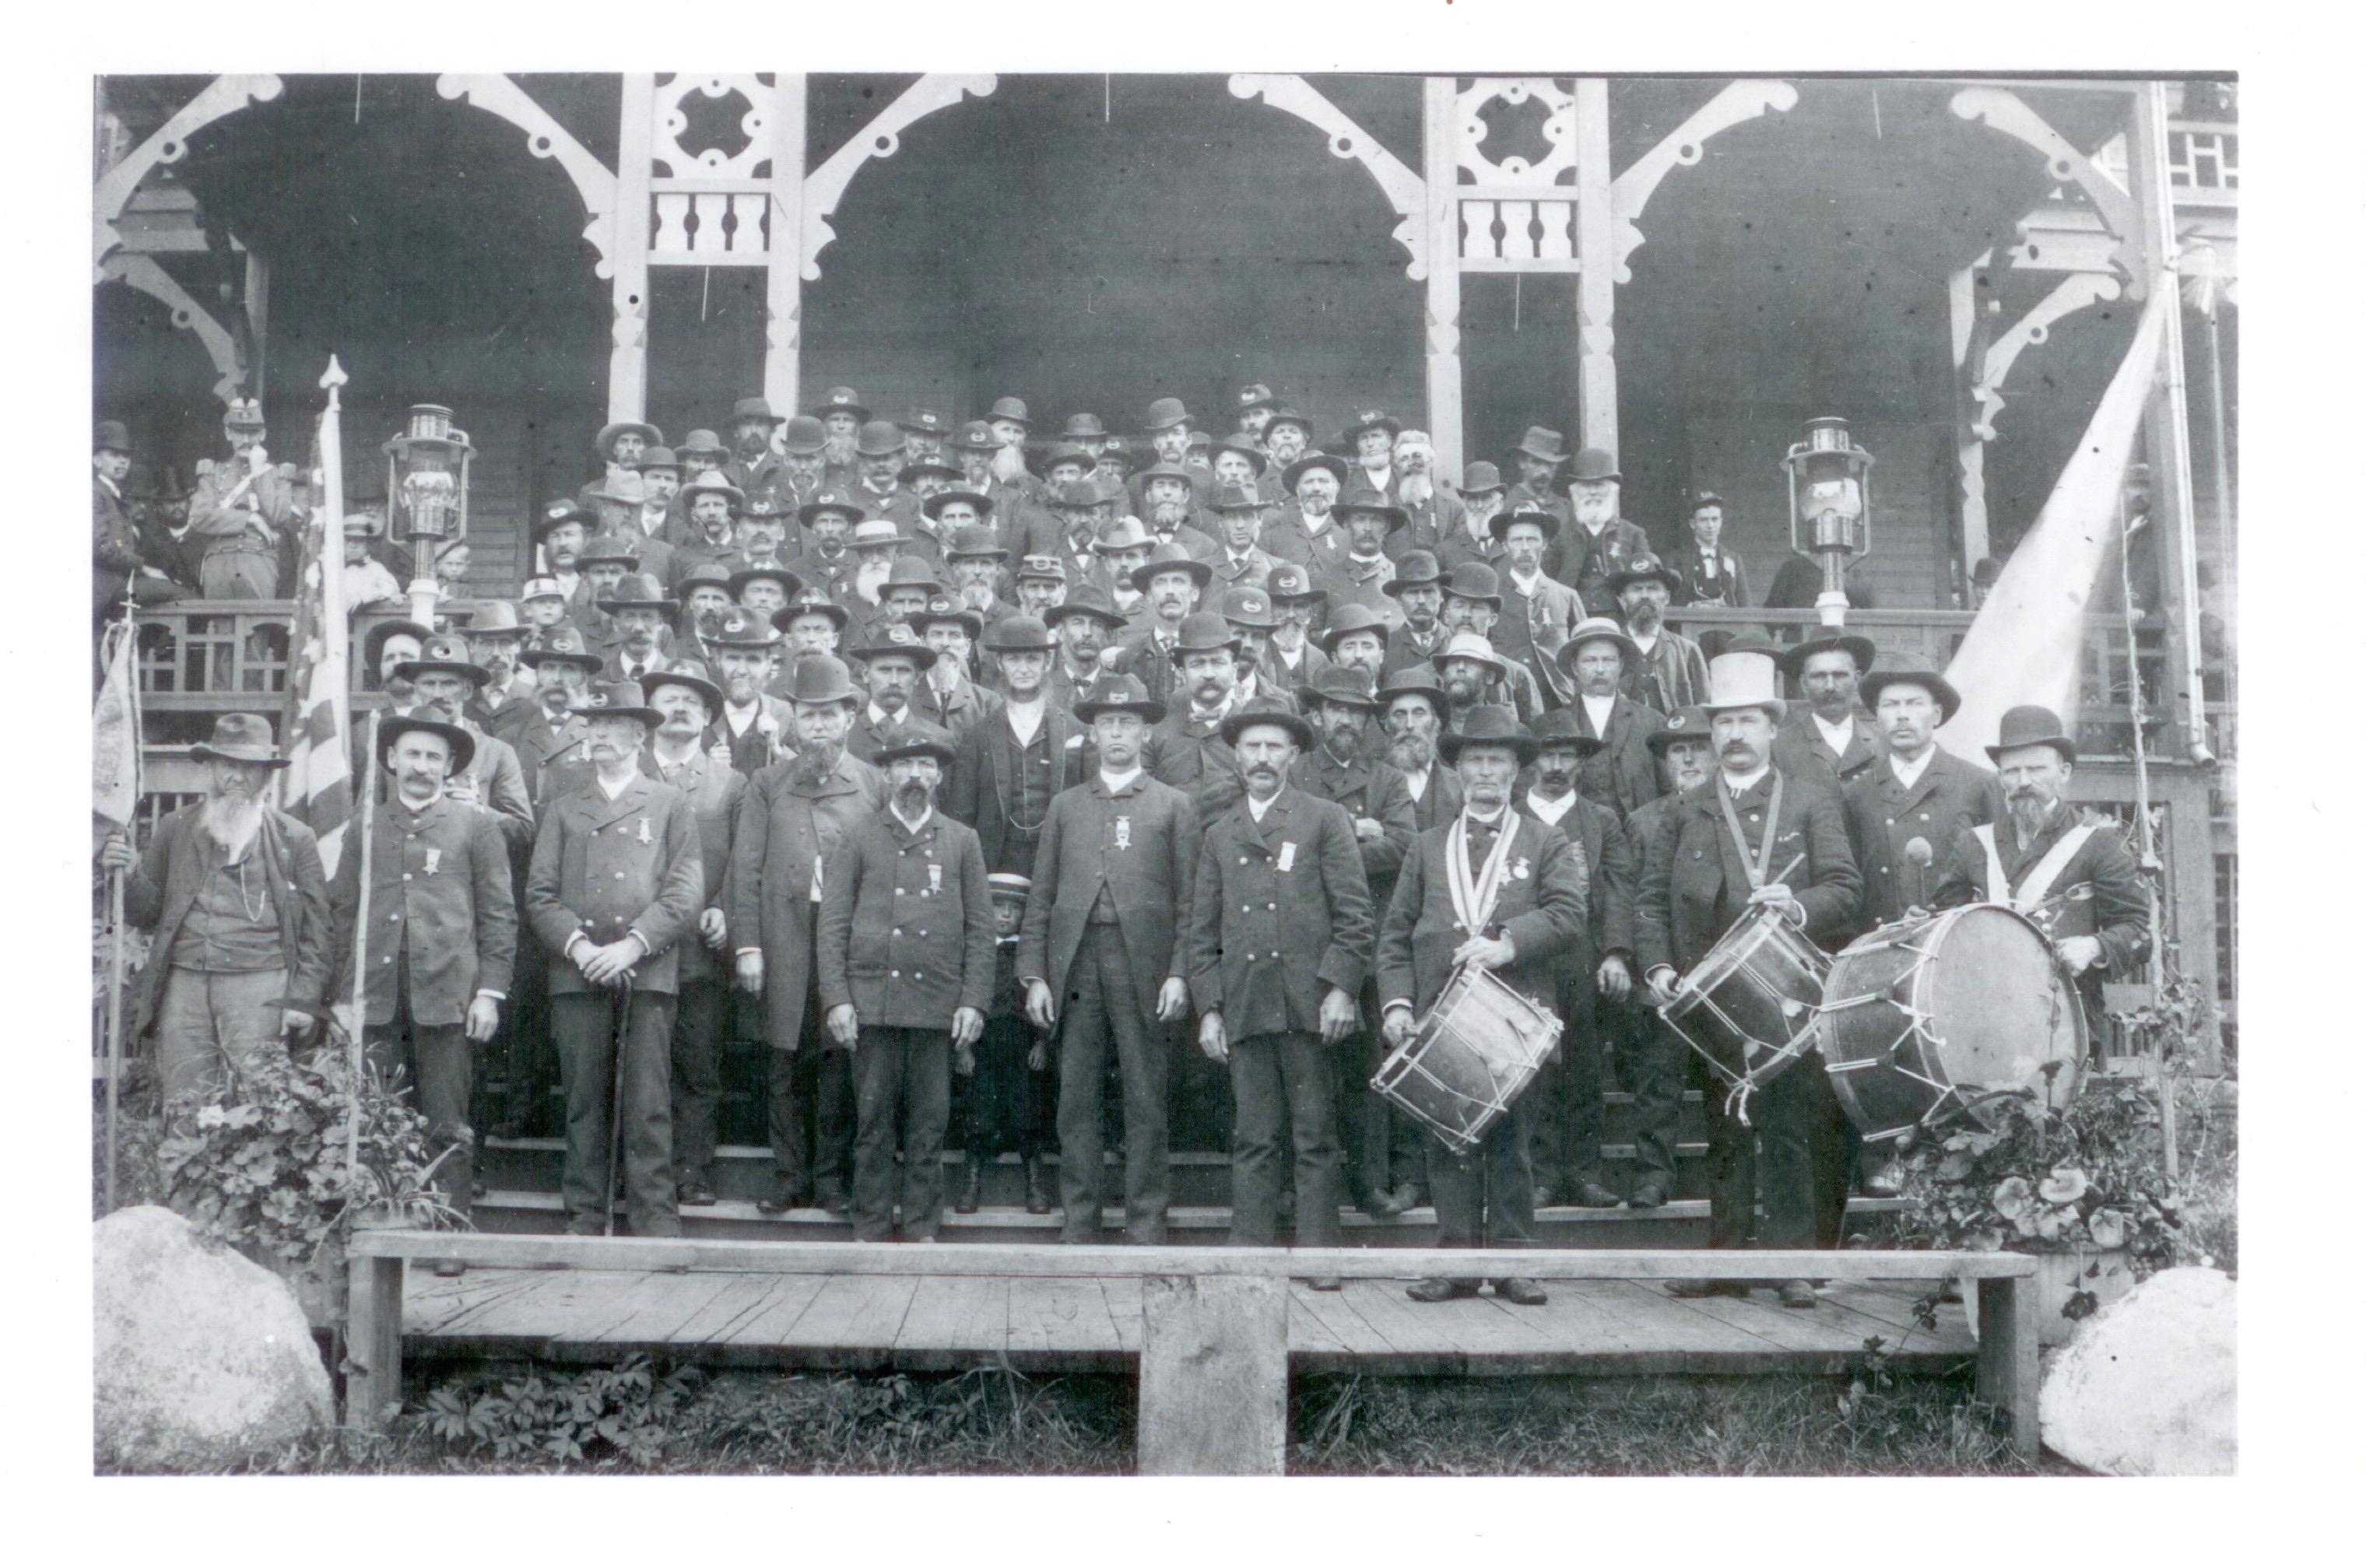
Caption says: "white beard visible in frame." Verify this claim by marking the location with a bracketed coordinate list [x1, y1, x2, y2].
[854, 557, 893, 605]
[823, 434, 857, 468]
[990, 445, 1028, 486]
[1574, 493, 1617, 528]
[1399, 472, 1433, 508]
[202, 793, 265, 860]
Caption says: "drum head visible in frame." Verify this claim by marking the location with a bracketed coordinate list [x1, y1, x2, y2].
[1919, 905, 2086, 1111]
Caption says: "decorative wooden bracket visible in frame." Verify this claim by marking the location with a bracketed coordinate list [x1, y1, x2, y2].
[1229, 74, 1427, 279]
[1971, 271, 2123, 440]
[437, 73, 624, 279]
[1608, 79, 1798, 283]
[94, 74, 283, 276]
[99, 253, 245, 402]
[1950, 87, 2145, 296]
[802, 74, 998, 281]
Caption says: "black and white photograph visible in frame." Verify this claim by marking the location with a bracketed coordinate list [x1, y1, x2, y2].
[65, 17, 2312, 1517]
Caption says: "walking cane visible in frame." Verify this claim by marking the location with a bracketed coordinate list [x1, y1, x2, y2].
[605, 971, 637, 1237]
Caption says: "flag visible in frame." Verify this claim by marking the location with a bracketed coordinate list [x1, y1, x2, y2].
[282, 362, 354, 877]
[92, 611, 142, 854]
[1939, 281, 2174, 759]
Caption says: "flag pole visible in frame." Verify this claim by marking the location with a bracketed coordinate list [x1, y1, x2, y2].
[349, 706, 377, 1186]
[101, 593, 139, 1214]
[316, 357, 374, 1187]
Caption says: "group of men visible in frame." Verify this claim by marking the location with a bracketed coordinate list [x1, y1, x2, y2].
[100, 385, 2150, 1307]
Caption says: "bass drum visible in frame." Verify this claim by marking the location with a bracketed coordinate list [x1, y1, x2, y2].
[1816, 903, 2087, 1144]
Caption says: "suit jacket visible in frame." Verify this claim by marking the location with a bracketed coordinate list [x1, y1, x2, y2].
[1842, 749, 1999, 928]
[846, 705, 955, 770]
[914, 672, 1005, 744]
[710, 695, 792, 777]
[1633, 768, 1861, 977]
[1260, 639, 1332, 700]
[1186, 787, 1373, 1036]
[1258, 514, 1356, 581]
[1495, 570, 1585, 701]
[1116, 626, 1191, 711]
[124, 805, 332, 1041]
[1624, 630, 1711, 716]
[1673, 543, 1751, 609]
[1431, 523, 1508, 579]
[946, 698, 1093, 875]
[1017, 770, 1200, 1023]
[1376, 812, 1588, 1016]
[504, 707, 598, 807]
[1933, 801, 2150, 987]
[1382, 620, 1452, 679]
[816, 807, 995, 1029]
[1400, 762, 1464, 834]
[644, 743, 746, 985]
[525, 772, 704, 995]
[1558, 517, 1655, 617]
[1772, 707, 1882, 789]
[1330, 554, 1402, 626]
[786, 546, 860, 609]
[1290, 746, 1416, 910]
[1143, 704, 1246, 819]
[328, 795, 517, 1026]
[94, 475, 142, 616]
[1567, 693, 1666, 819]
[727, 751, 888, 1047]
[1520, 790, 1634, 971]
[1388, 486, 1466, 559]
[1206, 545, 1276, 593]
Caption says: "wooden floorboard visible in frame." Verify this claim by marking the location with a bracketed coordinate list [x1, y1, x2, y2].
[716, 1275, 832, 1347]
[892, 1275, 1009, 1362]
[671, 1273, 785, 1345]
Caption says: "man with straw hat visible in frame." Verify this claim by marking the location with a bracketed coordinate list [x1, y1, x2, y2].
[1634, 649, 1860, 1307]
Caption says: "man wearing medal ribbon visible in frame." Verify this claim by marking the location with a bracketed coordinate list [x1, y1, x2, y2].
[1377, 705, 1588, 1307]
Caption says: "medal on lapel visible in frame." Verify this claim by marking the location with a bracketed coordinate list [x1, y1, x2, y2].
[928, 862, 943, 894]
[1511, 856, 1531, 881]
[1114, 816, 1132, 851]
[1276, 842, 1297, 872]
[637, 817, 653, 845]
[423, 847, 442, 877]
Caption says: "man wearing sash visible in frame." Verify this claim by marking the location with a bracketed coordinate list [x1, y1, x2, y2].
[1636, 651, 1860, 1308]
[1932, 704, 2149, 1030]
[1378, 707, 1588, 1307]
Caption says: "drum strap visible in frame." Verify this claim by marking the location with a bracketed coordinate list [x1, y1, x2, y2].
[1446, 812, 1521, 938]
[1975, 821, 2096, 914]
[1716, 773, 1785, 889]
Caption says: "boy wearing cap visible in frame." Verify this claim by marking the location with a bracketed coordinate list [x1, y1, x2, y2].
[952, 874, 1057, 1214]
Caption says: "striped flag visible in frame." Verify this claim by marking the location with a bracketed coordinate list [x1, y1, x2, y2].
[1938, 280, 2174, 759]
[281, 360, 354, 877]
[92, 609, 142, 856]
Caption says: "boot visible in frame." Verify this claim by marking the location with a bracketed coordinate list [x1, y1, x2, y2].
[955, 1155, 983, 1215]
[1023, 1156, 1052, 1215]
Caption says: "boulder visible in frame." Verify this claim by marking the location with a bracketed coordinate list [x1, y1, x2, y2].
[2039, 1266, 2235, 1475]
[94, 1205, 335, 1472]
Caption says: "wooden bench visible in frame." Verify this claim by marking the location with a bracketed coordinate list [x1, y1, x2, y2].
[346, 1233, 2038, 1473]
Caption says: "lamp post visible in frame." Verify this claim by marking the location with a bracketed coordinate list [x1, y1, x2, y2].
[1779, 416, 1874, 629]
[383, 404, 473, 628]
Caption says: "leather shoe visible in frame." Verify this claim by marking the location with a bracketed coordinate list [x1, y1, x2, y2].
[1493, 1276, 1548, 1307]
[755, 1180, 811, 1216]
[1572, 1179, 1624, 1208]
[1777, 1279, 1820, 1310]
[817, 1178, 850, 1217]
[1381, 1182, 1420, 1216]
[431, 1258, 465, 1279]
[1627, 1180, 1669, 1210]
[1862, 1157, 1904, 1197]
[1023, 1157, 1052, 1215]
[1665, 1277, 1749, 1299]
[1405, 1275, 1480, 1303]
[1531, 1184, 1557, 1210]
[1305, 1275, 1343, 1293]
[954, 1156, 983, 1215]
[676, 1179, 717, 1207]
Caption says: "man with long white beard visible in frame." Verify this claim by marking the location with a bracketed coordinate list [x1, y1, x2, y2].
[1256, 407, 1315, 507]
[842, 519, 915, 627]
[1129, 398, 1216, 513]
[107, 714, 332, 1102]
[1553, 617, 1666, 818]
[1377, 673, 1462, 833]
[1381, 706, 1588, 1307]
[1135, 464, 1220, 560]
[819, 738, 995, 1244]
[1118, 542, 1211, 708]
[984, 395, 1046, 499]
[1557, 447, 1653, 617]
[1386, 430, 1465, 557]
[809, 386, 871, 487]
[1380, 550, 1451, 676]
[705, 614, 792, 776]
[525, 680, 704, 1239]
[1434, 461, 1510, 576]
[1261, 453, 1355, 582]
[1611, 554, 1709, 714]
[1638, 652, 1859, 1305]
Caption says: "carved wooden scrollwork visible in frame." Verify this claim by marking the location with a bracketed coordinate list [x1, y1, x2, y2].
[94, 75, 283, 275]
[437, 73, 625, 279]
[1971, 272, 2124, 440]
[1608, 79, 1798, 283]
[1950, 87, 2145, 295]
[802, 75, 998, 281]
[1229, 74, 1427, 280]
[100, 254, 246, 402]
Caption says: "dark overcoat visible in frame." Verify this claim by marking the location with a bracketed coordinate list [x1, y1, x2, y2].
[1016, 770, 1200, 1023]
[124, 805, 331, 1040]
[643, 744, 746, 986]
[1632, 768, 1860, 978]
[525, 773, 703, 995]
[816, 807, 995, 1029]
[726, 751, 886, 1046]
[1567, 693, 1666, 819]
[328, 795, 517, 1025]
[1376, 813, 1588, 1017]
[1185, 786, 1373, 1036]
[1842, 748, 1999, 928]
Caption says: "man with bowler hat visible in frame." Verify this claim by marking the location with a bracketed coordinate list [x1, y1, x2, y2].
[946, 615, 1092, 875]
[1557, 447, 1652, 617]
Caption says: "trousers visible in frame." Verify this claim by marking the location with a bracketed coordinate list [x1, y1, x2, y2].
[765, 959, 855, 1197]
[1530, 992, 1685, 1194]
[850, 1026, 952, 1241]
[959, 1015, 1054, 1160]
[1338, 978, 1425, 1200]
[1227, 1030, 1342, 1247]
[364, 964, 474, 1214]
[1427, 1093, 1538, 1275]
[1055, 922, 1167, 1243]
[550, 988, 679, 1237]
[1704, 1055, 1850, 1254]
[152, 966, 289, 1103]
[198, 547, 279, 600]
[669, 978, 726, 1184]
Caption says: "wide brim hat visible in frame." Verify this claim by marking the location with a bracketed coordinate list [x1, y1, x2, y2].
[1699, 649, 1789, 721]
[1131, 549, 1214, 593]
[1263, 406, 1315, 437]
[683, 475, 746, 513]
[1606, 555, 1684, 595]
[594, 421, 662, 456]
[1430, 635, 1508, 680]
[1504, 427, 1567, 465]
[1339, 409, 1402, 446]
[1383, 551, 1445, 594]
[1038, 444, 1103, 479]
[1374, 673, 1449, 717]
[1526, 710, 1608, 757]
[677, 429, 732, 457]
[189, 712, 290, 768]
[393, 639, 494, 687]
[1557, 616, 1642, 675]
[596, 574, 679, 620]
[673, 564, 735, 602]
[1136, 460, 1200, 492]
[1337, 490, 1410, 532]
[1317, 605, 1392, 656]
[1045, 593, 1131, 631]
[728, 565, 806, 600]
[377, 714, 478, 777]
[1645, 707, 1716, 753]
[770, 598, 848, 634]
[1438, 707, 1540, 766]
[1985, 703, 2078, 765]
[1490, 506, 1561, 543]
[1210, 436, 1269, 476]
[572, 681, 665, 728]
[1281, 453, 1351, 492]
[1860, 663, 1964, 724]
[910, 601, 986, 641]
[982, 613, 1057, 654]
[730, 398, 786, 426]
[799, 491, 870, 527]
[517, 633, 606, 672]
[844, 637, 932, 668]
[1220, 706, 1316, 750]
[1297, 667, 1382, 712]
[1072, 675, 1167, 725]
[900, 458, 964, 486]
[923, 489, 998, 525]
[1777, 631, 1879, 682]
[363, 619, 437, 672]
[875, 737, 960, 769]
[855, 420, 907, 458]
[535, 501, 599, 538]
[95, 419, 132, 454]
[641, 667, 725, 717]
[711, 609, 787, 647]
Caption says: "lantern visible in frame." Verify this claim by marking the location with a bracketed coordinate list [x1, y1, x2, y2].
[383, 405, 474, 627]
[1779, 416, 1875, 627]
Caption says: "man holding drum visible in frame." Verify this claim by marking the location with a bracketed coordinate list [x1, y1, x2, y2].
[1378, 706, 1588, 1307]
[1636, 650, 1861, 1308]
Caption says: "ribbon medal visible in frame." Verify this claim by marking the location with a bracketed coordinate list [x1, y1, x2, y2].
[928, 862, 943, 894]
[1511, 856, 1531, 881]
[637, 817, 653, 845]
[423, 847, 442, 877]
[1276, 842, 1297, 872]
[1113, 816, 1132, 851]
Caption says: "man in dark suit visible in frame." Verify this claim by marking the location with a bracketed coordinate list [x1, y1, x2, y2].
[1142, 612, 1251, 819]
[504, 630, 603, 806]
[818, 738, 996, 1243]
[1555, 447, 1652, 617]
[1844, 657, 1998, 930]
[1637, 651, 1861, 1307]
[705, 614, 794, 777]
[523, 682, 704, 1238]
[844, 641, 956, 767]
[328, 716, 517, 1253]
[1557, 618, 1667, 819]
[93, 419, 149, 630]
[1380, 550, 1452, 677]
[947, 616, 1091, 875]
[1188, 707, 1372, 1279]
[1018, 675, 1199, 1244]
[1378, 707, 1588, 1307]
[1772, 632, 1881, 788]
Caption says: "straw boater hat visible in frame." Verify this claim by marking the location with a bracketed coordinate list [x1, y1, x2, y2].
[1698, 649, 1788, 721]
[987, 872, 1031, 903]
[1778, 630, 1878, 683]
[845, 518, 907, 553]
[1438, 704, 1539, 766]
[1859, 650, 1962, 724]
[1220, 703, 1315, 750]
[1072, 671, 1167, 725]
[189, 712, 290, 769]
[377, 714, 476, 777]
[1557, 616, 1643, 675]
[573, 679, 665, 728]
[1985, 704, 2078, 765]
[520, 577, 568, 605]
[642, 666, 725, 717]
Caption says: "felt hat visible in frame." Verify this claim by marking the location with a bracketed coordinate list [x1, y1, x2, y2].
[1318, 603, 1392, 656]
[1558, 615, 1642, 672]
[189, 711, 289, 767]
[1527, 707, 1608, 757]
[95, 419, 132, 454]
[1040, 444, 1101, 477]
[465, 599, 532, 638]
[642, 666, 725, 717]
[910, 596, 985, 643]
[1264, 562, 1327, 605]
[577, 532, 643, 570]
[1282, 452, 1350, 492]
[876, 736, 959, 769]
[586, 471, 650, 509]
[1491, 504, 1562, 543]
[1047, 585, 1130, 631]
[1384, 550, 1445, 594]
[677, 428, 731, 459]
[1221, 703, 1315, 750]
[1374, 672, 1449, 719]
[1505, 427, 1567, 465]
[730, 398, 785, 426]
[1091, 517, 1155, 556]
[1699, 649, 1788, 721]
[782, 653, 862, 707]
[1646, 705, 1716, 753]
[518, 627, 606, 672]
[811, 387, 871, 423]
[1262, 405, 1315, 438]
[923, 489, 997, 525]
[1234, 383, 1280, 414]
[673, 563, 735, 603]
[598, 572, 679, 620]
[899, 409, 953, 438]
[1338, 488, 1409, 532]
[727, 563, 806, 601]
[377, 714, 476, 777]
[899, 458, 964, 486]
[941, 522, 1007, 560]
[1209, 434, 1270, 476]
[1778, 630, 1879, 682]
[595, 420, 662, 457]
[801, 488, 871, 528]
[713, 610, 786, 648]
[1985, 704, 2078, 765]
[988, 872, 1033, 901]
[1606, 553, 1684, 595]
[363, 618, 436, 673]
[1048, 479, 1104, 511]
[682, 472, 746, 514]
[778, 415, 829, 455]
[1441, 561, 1504, 610]
[1339, 408, 1402, 445]
[1014, 554, 1068, 584]
[631, 446, 681, 475]
[948, 419, 1001, 454]
[1438, 704, 1539, 766]
[1431, 631, 1509, 679]
[1297, 664, 1382, 713]
[1164, 610, 1241, 663]
[855, 419, 907, 458]
[983, 613, 1057, 654]
[1061, 412, 1108, 440]
[1136, 460, 1199, 493]
[986, 396, 1031, 427]
[1456, 461, 1508, 496]
[535, 499, 599, 538]
[880, 556, 945, 596]
[1094, 444, 1139, 474]
[1132, 541, 1214, 593]
[1072, 672, 1166, 725]
[1562, 447, 1623, 486]
[1859, 651, 1963, 724]
[393, 633, 493, 688]
[771, 595, 848, 635]
[1143, 397, 1192, 433]
[574, 679, 665, 728]
[1186, 430, 1211, 453]
[1218, 584, 1280, 631]
[1210, 482, 1265, 513]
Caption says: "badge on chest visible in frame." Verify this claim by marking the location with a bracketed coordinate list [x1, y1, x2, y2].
[1113, 816, 1132, 851]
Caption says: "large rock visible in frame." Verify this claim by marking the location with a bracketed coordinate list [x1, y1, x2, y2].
[94, 1205, 334, 1472]
[2039, 1266, 2235, 1475]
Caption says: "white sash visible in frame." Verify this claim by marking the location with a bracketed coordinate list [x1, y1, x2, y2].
[1446, 813, 1520, 936]
[1975, 820, 2097, 913]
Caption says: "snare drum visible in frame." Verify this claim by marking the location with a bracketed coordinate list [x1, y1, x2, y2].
[1371, 963, 1562, 1156]
[1817, 903, 2087, 1143]
[1660, 904, 1831, 1095]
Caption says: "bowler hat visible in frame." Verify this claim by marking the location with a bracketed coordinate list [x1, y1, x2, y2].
[1490, 504, 1560, 543]
[899, 458, 963, 486]
[1778, 630, 1878, 683]
[189, 711, 290, 768]
[1456, 461, 1508, 496]
[678, 429, 731, 459]
[713, 611, 785, 648]
[910, 597, 985, 643]
[1505, 427, 1566, 465]
[1136, 460, 1199, 493]
[778, 415, 829, 455]
[1441, 561, 1504, 610]
[898, 409, 952, 437]
[1860, 651, 1962, 724]
[879, 556, 945, 596]
[574, 680, 665, 728]
[1165, 611, 1241, 663]
[1528, 708, 1608, 757]
[363, 619, 436, 674]
[941, 522, 1007, 559]
[771, 596, 848, 635]
[1235, 383, 1280, 413]
[730, 398, 785, 426]
[631, 446, 682, 474]
[1318, 604, 1392, 656]
[1339, 408, 1402, 446]
[1143, 397, 1192, 433]
[673, 563, 735, 602]
[683, 472, 746, 514]
[811, 387, 871, 423]
[1297, 664, 1381, 713]
[1384, 550, 1445, 595]
[800, 488, 870, 527]
[923, 489, 997, 524]
[1185, 429, 1211, 453]
[1338, 489, 1410, 531]
[1047, 585, 1129, 631]
[1132, 541, 1214, 594]
[1700, 650, 1789, 721]
[1282, 453, 1350, 492]
[1562, 447, 1622, 486]
[783, 653, 862, 707]
[595, 421, 662, 457]
[1559, 615, 1642, 672]
[876, 736, 959, 769]
[95, 419, 132, 454]
[855, 420, 907, 458]
[1221, 704, 1315, 750]
[1264, 562, 1327, 605]
[727, 563, 806, 601]
[394, 633, 493, 688]
[1985, 704, 2077, 765]
[1606, 553, 1684, 595]
[1263, 406, 1315, 437]
[642, 666, 725, 717]
[377, 714, 476, 777]
[1209, 434, 1269, 476]
[1061, 412, 1108, 440]
[1432, 631, 1509, 679]
[1218, 584, 1280, 630]
[1072, 672, 1167, 725]
[598, 572, 679, 620]
[518, 627, 606, 672]
[1646, 705, 1716, 754]
[983, 613, 1057, 654]
[986, 396, 1031, 428]
[1438, 704, 1539, 766]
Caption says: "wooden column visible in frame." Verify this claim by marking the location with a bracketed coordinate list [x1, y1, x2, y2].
[1136, 1273, 1289, 1475]
[1571, 79, 1618, 458]
[343, 1253, 406, 1433]
[1421, 76, 1465, 479]
[1974, 1274, 2041, 1459]
[764, 73, 808, 420]
[1948, 259, 1992, 585]
[606, 75, 655, 425]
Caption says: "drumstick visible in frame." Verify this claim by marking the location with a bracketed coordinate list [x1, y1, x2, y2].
[1903, 837, 1933, 910]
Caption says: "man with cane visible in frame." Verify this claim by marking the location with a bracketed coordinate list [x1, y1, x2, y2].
[524, 681, 704, 1237]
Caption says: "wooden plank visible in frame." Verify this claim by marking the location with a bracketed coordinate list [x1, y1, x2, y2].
[891, 1275, 1009, 1358]
[345, 1254, 405, 1432]
[673, 1273, 788, 1345]
[1005, 1275, 1122, 1359]
[1286, 1283, 1353, 1356]
[592, 1272, 747, 1345]
[1103, 1278, 1143, 1352]
[774, 1274, 921, 1353]
[427, 1270, 573, 1337]
[1975, 1275, 2041, 1459]
[1138, 1274, 1288, 1477]
[1591, 1281, 1804, 1358]
[715, 1275, 832, 1346]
